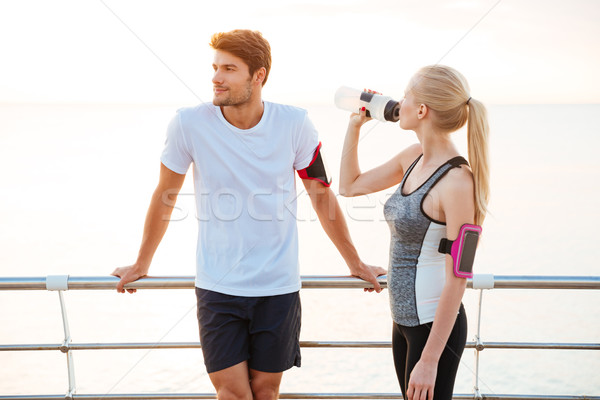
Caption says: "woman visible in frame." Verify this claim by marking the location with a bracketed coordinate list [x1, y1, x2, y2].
[339, 65, 490, 400]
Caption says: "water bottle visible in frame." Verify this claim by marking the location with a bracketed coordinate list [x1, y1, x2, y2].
[334, 86, 401, 122]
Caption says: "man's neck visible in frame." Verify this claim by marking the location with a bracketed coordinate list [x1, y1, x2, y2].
[221, 97, 265, 130]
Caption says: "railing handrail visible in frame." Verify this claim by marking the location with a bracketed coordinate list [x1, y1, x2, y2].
[1, 274, 600, 291]
[2, 341, 599, 352]
[2, 394, 599, 400]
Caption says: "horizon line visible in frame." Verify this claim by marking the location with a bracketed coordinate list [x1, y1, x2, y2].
[2, 100, 599, 107]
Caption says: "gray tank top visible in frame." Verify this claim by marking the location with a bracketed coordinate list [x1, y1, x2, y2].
[383, 154, 468, 327]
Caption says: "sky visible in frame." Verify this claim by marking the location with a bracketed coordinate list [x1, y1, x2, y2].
[0, 0, 599, 105]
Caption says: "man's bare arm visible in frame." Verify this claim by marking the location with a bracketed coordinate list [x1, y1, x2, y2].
[302, 179, 386, 292]
[112, 163, 186, 293]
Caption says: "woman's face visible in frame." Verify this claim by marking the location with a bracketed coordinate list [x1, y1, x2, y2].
[398, 90, 419, 131]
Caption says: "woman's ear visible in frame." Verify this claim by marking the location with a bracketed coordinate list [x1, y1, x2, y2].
[417, 104, 428, 120]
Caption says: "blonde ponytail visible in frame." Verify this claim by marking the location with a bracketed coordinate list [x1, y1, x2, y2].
[409, 65, 490, 224]
[466, 97, 490, 225]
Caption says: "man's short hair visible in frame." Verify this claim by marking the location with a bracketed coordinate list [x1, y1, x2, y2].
[210, 30, 272, 86]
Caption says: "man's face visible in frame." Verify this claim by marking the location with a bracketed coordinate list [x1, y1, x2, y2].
[212, 50, 254, 107]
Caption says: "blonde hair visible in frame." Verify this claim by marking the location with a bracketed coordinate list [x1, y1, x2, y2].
[408, 65, 490, 225]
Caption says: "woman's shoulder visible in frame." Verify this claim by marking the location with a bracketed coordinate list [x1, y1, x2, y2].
[440, 161, 475, 198]
[438, 161, 476, 225]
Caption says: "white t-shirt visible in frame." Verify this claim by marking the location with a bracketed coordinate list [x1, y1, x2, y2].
[160, 101, 319, 296]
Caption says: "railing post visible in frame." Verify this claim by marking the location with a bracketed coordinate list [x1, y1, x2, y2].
[473, 289, 484, 400]
[46, 275, 76, 399]
[471, 274, 494, 400]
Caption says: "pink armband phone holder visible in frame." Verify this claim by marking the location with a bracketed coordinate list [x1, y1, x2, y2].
[438, 223, 482, 279]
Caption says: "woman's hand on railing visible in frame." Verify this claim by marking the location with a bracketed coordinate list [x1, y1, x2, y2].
[348, 261, 387, 293]
[111, 265, 148, 294]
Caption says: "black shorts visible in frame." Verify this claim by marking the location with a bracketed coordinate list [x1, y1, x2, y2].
[195, 287, 302, 374]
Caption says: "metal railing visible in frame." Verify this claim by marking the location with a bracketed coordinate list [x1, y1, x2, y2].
[1, 274, 599, 400]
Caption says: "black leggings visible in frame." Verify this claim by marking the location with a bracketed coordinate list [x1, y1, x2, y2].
[392, 303, 468, 400]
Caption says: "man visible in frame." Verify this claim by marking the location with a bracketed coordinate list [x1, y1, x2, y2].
[112, 29, 385, 400]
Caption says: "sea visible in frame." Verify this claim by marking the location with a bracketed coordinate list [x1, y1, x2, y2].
[0, 102, 599, 396]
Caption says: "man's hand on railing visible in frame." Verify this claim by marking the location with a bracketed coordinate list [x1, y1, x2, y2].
[111, 265, 148, 294]
[348, 261, 387, 293]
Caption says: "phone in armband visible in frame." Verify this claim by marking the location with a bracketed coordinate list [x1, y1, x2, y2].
[438, 223, 482, 279]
